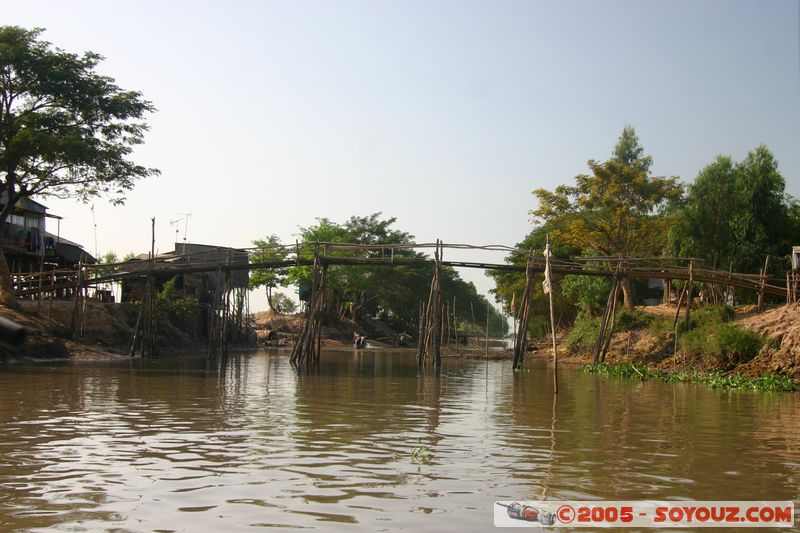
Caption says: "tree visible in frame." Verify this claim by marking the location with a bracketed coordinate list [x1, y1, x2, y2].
[489, 224, 581, 337]
[249, 234, 289, 312]
[270, 291, 297, 314]
[0, 26, 158, 304]
[531, 127, 683, 307]
[670, 146, 799, 274]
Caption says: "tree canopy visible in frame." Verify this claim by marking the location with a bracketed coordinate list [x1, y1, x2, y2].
[257, 213, 506, 335]
[0, 26, 157, 302]
[530, 127, 684, 307]
[249, 234, 289, 312]
[670, 145, 799, 273]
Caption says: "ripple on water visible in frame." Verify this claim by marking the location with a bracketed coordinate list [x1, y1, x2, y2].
[0, 352, 798, 532]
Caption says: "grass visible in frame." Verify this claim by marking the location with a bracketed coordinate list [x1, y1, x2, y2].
[565, 315, 601, 352]
[581, 362, 796, 392]
[679, 323, 764, 367]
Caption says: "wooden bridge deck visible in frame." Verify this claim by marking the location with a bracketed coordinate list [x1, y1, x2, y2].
[11, 241, 790, 298]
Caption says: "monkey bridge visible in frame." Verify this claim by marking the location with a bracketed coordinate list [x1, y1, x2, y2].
[9, 241, 796, 368]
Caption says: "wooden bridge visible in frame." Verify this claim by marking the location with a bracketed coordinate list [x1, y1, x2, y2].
[10, 240, 797, 367]
[12, 241, 791, 297]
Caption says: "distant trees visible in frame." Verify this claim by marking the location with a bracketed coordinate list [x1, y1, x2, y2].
[249, 234, 289, 312]
[0, 26, 158, 305]
[249, 213, 505, 334]
[670, 146, 799, 273]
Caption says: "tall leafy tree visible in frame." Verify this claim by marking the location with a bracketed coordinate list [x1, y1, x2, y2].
[671, 145, 799, 273]
[249, 234, 289, 313]
[0, 26, 158, 304]
[531, 127, 683, 307]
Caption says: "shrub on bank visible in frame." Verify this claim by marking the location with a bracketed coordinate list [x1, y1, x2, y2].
[678, 323, 764, 368]
[615, 308, 653, 331]
[566, 315, 601, 352]
[691, 304, 735, 328]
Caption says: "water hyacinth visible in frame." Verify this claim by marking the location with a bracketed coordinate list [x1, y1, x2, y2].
[581, 362, 796, 392]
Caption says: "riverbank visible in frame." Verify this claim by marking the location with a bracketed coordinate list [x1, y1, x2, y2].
[523, 303, 800, 391]
[3, 300, 799, 393]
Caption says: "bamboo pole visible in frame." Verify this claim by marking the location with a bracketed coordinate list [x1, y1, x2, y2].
[512, 249, 535, 370]
[600, 282, 620, 363]
[48, 266, 55, 317]
[757, 255, 770, 312]
[685, 260, 694, 329]
[545, 236, 558, 393]
[485, 303, 490, 359]
[433, 240, 443, 367]
[69, 260, 82, 337]
[592, 277, 617, 366]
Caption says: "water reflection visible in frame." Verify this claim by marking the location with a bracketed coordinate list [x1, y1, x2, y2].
[0, 351, 797, 531]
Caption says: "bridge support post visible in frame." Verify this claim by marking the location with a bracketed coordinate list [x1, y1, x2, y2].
[291, 244, 326, 366]
[512, 248, 535, 370]
[417, 240, 444, 367]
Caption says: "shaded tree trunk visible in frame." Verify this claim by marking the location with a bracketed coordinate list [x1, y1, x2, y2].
[266, 286, 278, 314]
[620, 276, 635, 309]
[0, 251, 18, 308]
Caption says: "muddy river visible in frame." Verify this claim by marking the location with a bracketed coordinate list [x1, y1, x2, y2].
[0, 350, 797, 531]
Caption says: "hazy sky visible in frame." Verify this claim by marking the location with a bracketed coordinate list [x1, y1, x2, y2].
[5, 0, 800, 310]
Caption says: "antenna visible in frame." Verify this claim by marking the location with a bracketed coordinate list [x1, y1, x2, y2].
[179, 212, 191, 243]
[91, 204, 98, 259]
[169, 218, 182, 243]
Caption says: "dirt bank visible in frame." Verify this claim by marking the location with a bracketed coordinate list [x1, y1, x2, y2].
[556, 303, 800, 382]
[1, 300, 250, 361]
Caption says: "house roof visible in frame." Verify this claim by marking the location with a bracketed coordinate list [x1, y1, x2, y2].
[43, 231, 96, 264]
[0, 193, 49, 215]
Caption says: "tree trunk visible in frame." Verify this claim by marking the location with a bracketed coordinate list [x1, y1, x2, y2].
[0, 251, 18, 308]
[266, 286, 278, 314]
[620, 276, 635, 309]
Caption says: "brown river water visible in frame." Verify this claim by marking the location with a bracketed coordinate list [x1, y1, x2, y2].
[0, 349, 798, 532]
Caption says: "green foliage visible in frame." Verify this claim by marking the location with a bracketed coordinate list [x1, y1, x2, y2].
[615, 308, 653, 331]
[712, 325, 764, 366]
[691, 305, 735, 328]
[561, 274, 610, 317]
[582, 361, 652, 379]
[488, 224, 579, 338]
[410, 445, 433, 464]
[670, 146, 799, 273]
[280, 213, 506, 334]
[581, 363, 796, 392]
[157, 277, 199, 326]
[270, 291, 297, 314]
[93, 251, 120, 278]
[249, 234, 289, 312]
[679, 324, 764, 367]
[647, 316, 674, 336]
[531, 127, 684, 259]
[565, 315, 600, 353]
[527, 127, 683, 308]
[0, 26, 158, 223]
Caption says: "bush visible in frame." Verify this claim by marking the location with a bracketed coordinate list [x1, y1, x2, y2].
[691, 305, 735, 328]
[648, 316, 674, 336]
[566, 315, 600, 353]
[615, 308, 653, 331]
[678, 323, 764, 368]
[157, 278, 199, 328]
[713, 324, 764, 365]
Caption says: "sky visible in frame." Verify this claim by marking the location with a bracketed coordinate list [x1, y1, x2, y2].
[5, 0, 800, 311]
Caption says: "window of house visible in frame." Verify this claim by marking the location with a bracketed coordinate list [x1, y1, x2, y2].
[9, 214, 24, 226]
